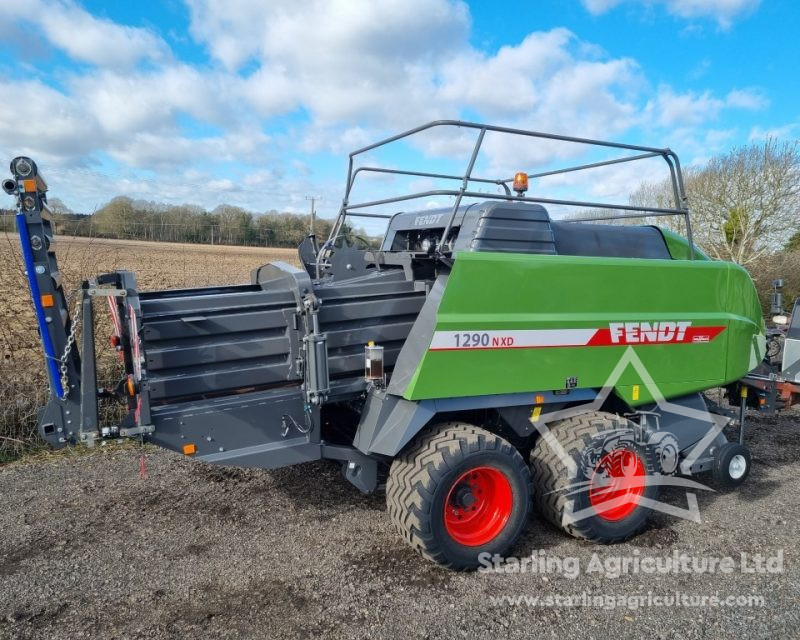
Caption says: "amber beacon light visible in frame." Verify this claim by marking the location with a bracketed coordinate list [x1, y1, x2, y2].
[512, 171, 528, 195]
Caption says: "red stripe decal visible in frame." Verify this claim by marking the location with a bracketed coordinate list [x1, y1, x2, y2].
[587, 325, 726, 346]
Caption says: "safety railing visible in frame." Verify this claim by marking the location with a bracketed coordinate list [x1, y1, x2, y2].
[320, 120, 693, 263]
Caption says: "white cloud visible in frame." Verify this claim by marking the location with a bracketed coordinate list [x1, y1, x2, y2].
[582, 0, 625, 13]
[0, 0, 775, 214]
[187, 0, 470, 72]
[748, 123, 799, 141]
[186, 0, 470, 128]
[581, 0, 761, 28]
[645, 86, 766, 128]
[664, 0, 760, 26]
[181, 1, 650, 162]
[0, 0, 170, 68]
[106, 129, 273, 169]
[69, 66, 239, 134]
[725, 88, 769, 110]
[436, 29, 575, 116]
[0, 79, 101, 164]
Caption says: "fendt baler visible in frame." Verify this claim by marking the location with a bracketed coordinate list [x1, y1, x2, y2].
[6, 122, 765, 569]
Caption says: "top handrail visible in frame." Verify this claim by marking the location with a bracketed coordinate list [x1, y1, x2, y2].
[321, 120, 692, 265]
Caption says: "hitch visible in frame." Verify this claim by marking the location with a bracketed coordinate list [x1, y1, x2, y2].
[5, 158, 149, 448]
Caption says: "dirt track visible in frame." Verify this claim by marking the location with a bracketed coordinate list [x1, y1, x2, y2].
[1, 411, 798, 640]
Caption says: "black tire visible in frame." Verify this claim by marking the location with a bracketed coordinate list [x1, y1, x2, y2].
[712, 442, 751, 489]
[386, 422, 531, 570]
[530, 412, 659, 543]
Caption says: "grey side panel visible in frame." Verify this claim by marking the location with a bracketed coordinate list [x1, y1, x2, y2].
[200, 439, 321, 469]
[137, 259, 430, 471]
[355, 388, 599, 456]
[637, 392, 718, 453]
[140, 262, 424, 405]
[385, 275, 447, 396]
[782, 299, 800, 381]
[353, 390, 435, 456]
[148, 386, 318, 467]
[140, 284, 299, 402]
[315, 272, 426, 379]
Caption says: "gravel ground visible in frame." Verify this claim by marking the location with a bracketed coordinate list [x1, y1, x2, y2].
[1, 411, 798, 640]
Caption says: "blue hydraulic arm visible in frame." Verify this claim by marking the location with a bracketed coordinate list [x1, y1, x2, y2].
[16, 209, 64, 398]
[3, 157, 86, 446]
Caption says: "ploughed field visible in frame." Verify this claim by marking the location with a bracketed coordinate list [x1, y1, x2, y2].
[0, 235, 798, 638]
[0, 233, 298, 459]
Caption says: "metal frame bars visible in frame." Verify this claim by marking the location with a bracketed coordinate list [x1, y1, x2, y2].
[322, 120, 693, 260]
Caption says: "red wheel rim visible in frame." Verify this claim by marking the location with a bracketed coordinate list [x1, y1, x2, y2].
[588, 448, 645, 521]
[444, 466, 513, 546]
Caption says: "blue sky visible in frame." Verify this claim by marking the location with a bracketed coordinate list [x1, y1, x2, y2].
[0, 0, 797, 224]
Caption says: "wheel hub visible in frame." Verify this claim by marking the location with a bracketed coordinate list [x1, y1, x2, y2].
[452, 485, 476, 509]
[588, 448, 646, 521]
[729, 454, 747, 479]
[444, 466, 513, 546]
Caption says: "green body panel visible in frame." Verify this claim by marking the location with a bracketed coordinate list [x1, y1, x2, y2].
[659, 228, 710, 260]
[404, 251, 764, 405]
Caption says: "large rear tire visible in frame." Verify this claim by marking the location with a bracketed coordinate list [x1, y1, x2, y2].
[530, 412, 659, 542]
[386, 423, 531, 570]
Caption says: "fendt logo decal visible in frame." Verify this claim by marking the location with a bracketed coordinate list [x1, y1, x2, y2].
[592, 322, 727, 346]
[610, 321, 691, 343]
[429, 322, 726, 351]
[413, 213, 444, 226]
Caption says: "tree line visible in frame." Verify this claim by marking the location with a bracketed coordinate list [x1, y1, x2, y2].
[1, 139, 798, 312]
[0, 197, 341, 248]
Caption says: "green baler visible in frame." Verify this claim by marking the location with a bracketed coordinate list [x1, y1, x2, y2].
[6, 121, 765, 570]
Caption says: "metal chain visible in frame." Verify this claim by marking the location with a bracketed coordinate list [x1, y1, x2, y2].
[59, 291, 83, 395]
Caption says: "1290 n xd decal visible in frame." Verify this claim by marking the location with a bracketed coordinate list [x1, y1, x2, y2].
[429, 322, 726, 351]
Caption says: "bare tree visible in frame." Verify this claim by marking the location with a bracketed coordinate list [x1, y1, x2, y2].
[562, 207, 648, 226]
[631, 139, 800, 265]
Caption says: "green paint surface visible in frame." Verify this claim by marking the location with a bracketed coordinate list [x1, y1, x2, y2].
[659, 228, 710, 260]
[404, 252, 764, 404]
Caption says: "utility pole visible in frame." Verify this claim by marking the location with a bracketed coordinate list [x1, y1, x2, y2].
[305, 195, 321, 236]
